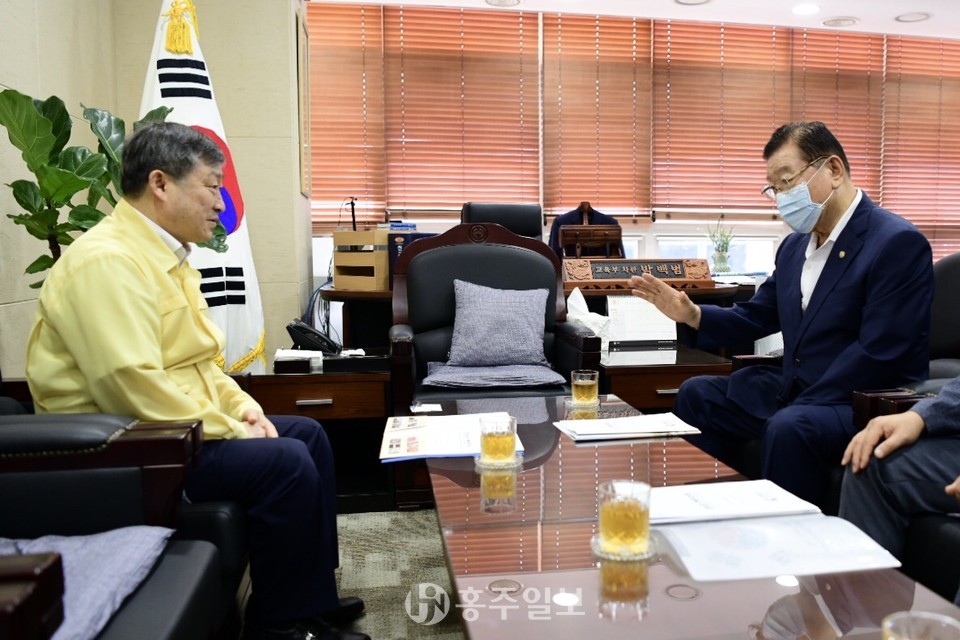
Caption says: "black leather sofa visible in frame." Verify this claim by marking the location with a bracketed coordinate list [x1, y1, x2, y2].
[0, 409, 248, 639]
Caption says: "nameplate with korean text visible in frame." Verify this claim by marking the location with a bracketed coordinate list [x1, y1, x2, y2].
[562, 258, 714, 294]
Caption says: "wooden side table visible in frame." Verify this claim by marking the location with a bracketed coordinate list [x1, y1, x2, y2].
[601, 345, 731, 411]
[248, 372, 393, 512]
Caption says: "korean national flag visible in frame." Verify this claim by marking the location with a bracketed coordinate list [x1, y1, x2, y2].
[139, 0, 266, 373]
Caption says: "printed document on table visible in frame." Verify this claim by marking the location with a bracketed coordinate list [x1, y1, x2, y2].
[554, 412, 700, 441]
[657, 513, 900, 581]
[378, 412, 523, 462]
[649, 479, 820, 524]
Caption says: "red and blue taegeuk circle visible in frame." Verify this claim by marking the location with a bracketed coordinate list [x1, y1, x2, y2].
[193, 126, 243, 234]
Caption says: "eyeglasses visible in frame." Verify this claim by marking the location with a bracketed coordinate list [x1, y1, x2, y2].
[761, 156, 828, 200]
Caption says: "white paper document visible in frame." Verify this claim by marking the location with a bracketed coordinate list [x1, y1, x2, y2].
[554, 412, 700, 441]
[658, 513, 900, 581]
[607, 295, 677, 348]
[649, 479, 820, 524]
[378, 412, 523, 462]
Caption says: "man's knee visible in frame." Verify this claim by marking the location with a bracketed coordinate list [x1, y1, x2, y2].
[257, 438, 318, 484]
[675, 375, 724, 413]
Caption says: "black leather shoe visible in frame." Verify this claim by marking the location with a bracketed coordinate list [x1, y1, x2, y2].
[316, 597, 365, 626]
[243, 619, 370, 640]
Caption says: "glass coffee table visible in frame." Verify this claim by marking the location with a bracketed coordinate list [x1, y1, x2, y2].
[424, 394, 960, 639]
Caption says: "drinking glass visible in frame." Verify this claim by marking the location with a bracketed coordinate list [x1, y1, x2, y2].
[479, 467, 518, 514]
[882, 611, 960, 640]
[571, 369, 600, 405]
[592, 479, 652, 560]
[598, 558, 649, 621]
[479, 415, 518, 466]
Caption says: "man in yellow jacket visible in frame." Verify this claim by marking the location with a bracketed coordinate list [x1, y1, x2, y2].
[26, 122, 367, 640]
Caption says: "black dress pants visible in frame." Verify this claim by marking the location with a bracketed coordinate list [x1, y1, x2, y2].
[183, 415, 339, 626]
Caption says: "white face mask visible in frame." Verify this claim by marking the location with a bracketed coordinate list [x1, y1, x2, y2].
[775, 162, 836, 234]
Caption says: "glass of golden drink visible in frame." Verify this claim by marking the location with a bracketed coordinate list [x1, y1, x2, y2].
[478, 415, 518, 467]
[570, 369, 599, 404]
[592, 479, 652, 560]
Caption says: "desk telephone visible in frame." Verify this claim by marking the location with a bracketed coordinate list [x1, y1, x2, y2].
[286, 319, 341, 355]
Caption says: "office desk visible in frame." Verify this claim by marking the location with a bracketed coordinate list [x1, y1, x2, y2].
[601, 345, 732, 411]
[320, 283, 747, 348]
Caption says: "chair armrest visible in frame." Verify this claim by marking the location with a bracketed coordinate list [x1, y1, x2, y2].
[552, 322, 601, 377]
[0, 553, 64, 640]
[851, 388, 928, 429]
[0, 416, 202, 535]
[390, 324, 416, 415]
[731, 354, 783, 371]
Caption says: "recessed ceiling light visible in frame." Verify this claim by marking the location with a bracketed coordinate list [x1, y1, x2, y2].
[896, 12, 932, 23]
[485, 0, 520, 6]
[674, 0, 712, 6]
[792, 3, 821, 16]
[822, 16, 859, 27]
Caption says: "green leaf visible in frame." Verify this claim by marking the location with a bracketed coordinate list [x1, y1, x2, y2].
[0, 89, 57, 173]
[134, 106, 173, 131]
[82, 105, 125, 169]
[6, 211, 55, 241]
[9, 179, 43, 214]
[59, 147, 108, 183]
[68, 204, 106, 230]
[87, 178, 117, 208]
[24, 254, 55, 274]
[36, 95, 71, 159]
[35, 165, 91, 205]
[197, 221, 229, 253]
[29, 279, 45, 289]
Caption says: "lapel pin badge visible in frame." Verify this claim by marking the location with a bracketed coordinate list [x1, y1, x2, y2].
[838, 250, 846, 259]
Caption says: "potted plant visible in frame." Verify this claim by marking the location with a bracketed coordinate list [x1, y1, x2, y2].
[0, 88, 225, 288]
[707, 216, 734, 273]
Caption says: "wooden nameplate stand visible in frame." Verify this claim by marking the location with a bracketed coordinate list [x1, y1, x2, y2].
[562, 257, 714, 296]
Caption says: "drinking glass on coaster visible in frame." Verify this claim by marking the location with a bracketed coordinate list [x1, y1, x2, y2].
[564, 397, 599, 420]
[478, 466, 519, 514]
[571, 369, 599, 405]
[477, 415, 520, 468]
[591, 480, 653, 560]
[598, 557, 650, 622]
[882, 611, 960, 640]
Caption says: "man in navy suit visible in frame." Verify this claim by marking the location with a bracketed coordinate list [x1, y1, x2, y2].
[628, 121, 933, 506]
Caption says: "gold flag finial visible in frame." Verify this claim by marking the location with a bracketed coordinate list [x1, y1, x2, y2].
[163, 0, 200, 54]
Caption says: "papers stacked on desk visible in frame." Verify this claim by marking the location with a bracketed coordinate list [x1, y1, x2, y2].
[554, 412, 700, 441]
[378, 412, 524, 462]
[651, 480, 900, 581]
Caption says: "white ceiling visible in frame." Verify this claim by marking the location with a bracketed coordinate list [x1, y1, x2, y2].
[322, 0, 960, 40]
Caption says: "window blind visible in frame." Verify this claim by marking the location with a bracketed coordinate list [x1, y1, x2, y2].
[542, 14, 653, 219]
[651, 21, 792, 217]
[881, 37, 960, 260]
[307, 4, 386, 233]
[381, 6, 539, 217]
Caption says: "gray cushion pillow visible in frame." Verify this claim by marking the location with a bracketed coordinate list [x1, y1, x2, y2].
[2, 525, 173, 640]
[448, 279, 549, 367]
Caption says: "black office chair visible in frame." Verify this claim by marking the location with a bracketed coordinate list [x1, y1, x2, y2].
[389, 223, 600, 415]
[460, 202, 544, 241]
[912, 251, 960, 394]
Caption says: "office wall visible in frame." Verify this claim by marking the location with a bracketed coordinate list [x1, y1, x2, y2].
[0, 0, 312, 378]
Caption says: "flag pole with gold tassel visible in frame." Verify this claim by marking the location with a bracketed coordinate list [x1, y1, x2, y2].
[163, 0, 199, 54]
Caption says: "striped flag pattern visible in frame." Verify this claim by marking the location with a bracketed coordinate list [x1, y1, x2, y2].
[139, 0, 266, 373]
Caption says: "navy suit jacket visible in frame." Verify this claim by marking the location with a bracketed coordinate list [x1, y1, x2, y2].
[697, 193, 933, 420]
